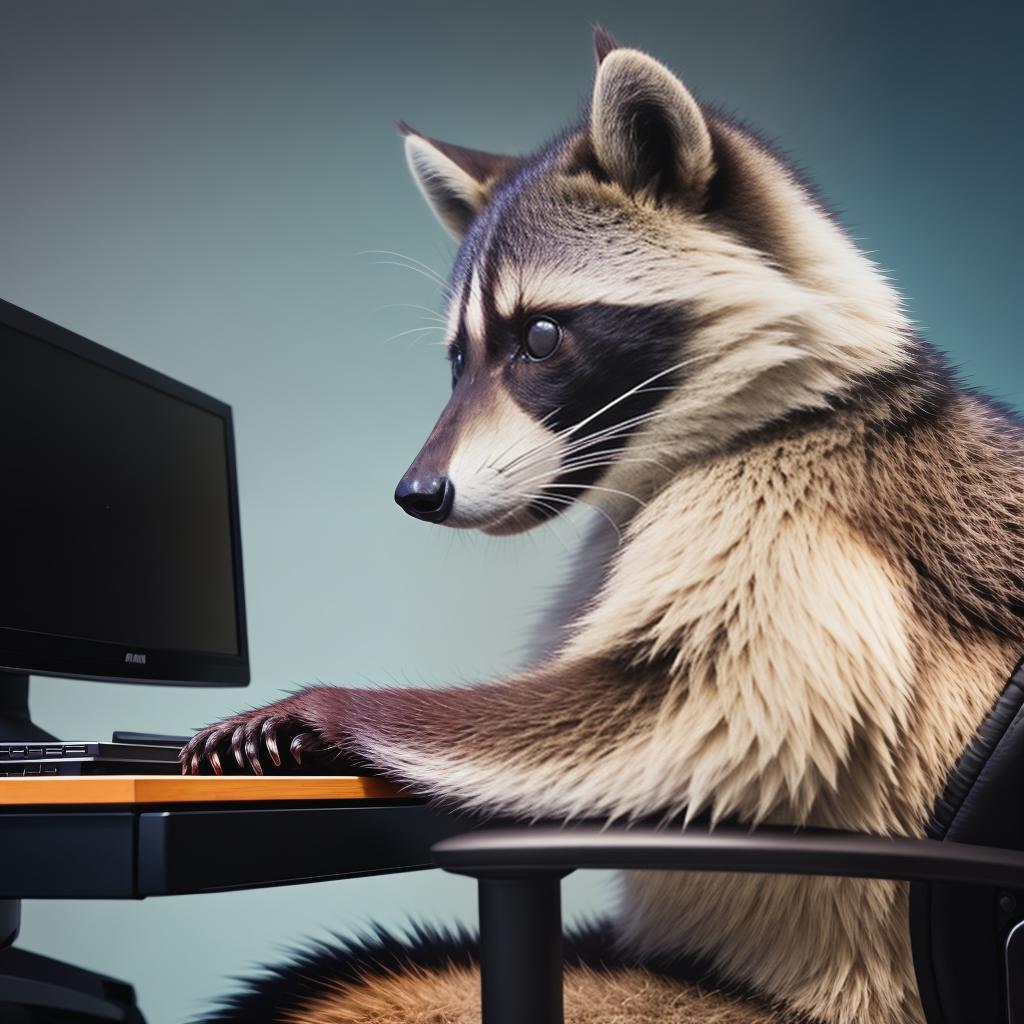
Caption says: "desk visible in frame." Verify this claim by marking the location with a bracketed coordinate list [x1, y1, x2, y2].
[0, 776, 469, 1022]
[0, 775, 468, 898]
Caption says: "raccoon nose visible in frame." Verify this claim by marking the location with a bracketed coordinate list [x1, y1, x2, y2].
[394, 473, 455, 523]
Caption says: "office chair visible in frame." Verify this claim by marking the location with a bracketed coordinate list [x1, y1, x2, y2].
[432, 659, 1024, 1024]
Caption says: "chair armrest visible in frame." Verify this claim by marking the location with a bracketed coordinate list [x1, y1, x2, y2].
[432, 823, 1024, 888]
[432, 825, 1024, 1024]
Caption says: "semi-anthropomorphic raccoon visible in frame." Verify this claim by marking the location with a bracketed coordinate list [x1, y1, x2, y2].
[186, 27, 1024, 1024]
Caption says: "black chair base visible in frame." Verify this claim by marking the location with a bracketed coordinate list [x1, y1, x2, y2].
[0, 945, 146, 1023]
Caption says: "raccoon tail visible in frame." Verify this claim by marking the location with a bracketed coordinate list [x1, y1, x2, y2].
[193, 919, 794, 1024]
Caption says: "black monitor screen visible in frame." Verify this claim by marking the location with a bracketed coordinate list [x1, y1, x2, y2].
[0, 315, 244, 677]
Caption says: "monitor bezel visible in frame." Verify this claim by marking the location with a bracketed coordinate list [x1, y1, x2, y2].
[0, 297, 250, 687]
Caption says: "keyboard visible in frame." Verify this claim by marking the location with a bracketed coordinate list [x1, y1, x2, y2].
[0, 739, 184, 777]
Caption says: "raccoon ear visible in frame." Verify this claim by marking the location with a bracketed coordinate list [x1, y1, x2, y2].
[593, 24, 619, 65]
[399, 123, 518, 240]
[590, 50, 714, 205]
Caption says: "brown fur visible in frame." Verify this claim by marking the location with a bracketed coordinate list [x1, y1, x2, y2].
[286, 964, 796, 1024]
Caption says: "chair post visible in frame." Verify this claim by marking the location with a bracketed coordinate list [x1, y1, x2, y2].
[476, 872, 566, 1024]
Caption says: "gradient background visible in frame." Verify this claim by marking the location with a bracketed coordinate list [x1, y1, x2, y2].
[0, 1, 1020, 1020]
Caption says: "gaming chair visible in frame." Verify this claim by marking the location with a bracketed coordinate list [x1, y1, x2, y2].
[432, 659, 1024, 1024]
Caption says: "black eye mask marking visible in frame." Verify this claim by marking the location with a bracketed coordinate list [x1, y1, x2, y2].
[503, 301, 692, 519]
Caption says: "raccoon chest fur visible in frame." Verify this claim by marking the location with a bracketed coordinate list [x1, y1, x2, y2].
[614, 613, 1011, 1024]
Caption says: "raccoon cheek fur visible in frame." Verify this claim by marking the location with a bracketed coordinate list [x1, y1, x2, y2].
[444, 395, 566, 533]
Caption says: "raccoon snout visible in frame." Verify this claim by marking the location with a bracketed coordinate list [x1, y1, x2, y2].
[394, 473, 455, 523]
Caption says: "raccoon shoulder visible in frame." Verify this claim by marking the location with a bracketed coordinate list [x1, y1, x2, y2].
[858, 380, 1024, 646]
[572, 354, 1023, 658]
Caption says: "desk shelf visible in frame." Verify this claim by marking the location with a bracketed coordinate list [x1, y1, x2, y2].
[0, 775, 466, 899]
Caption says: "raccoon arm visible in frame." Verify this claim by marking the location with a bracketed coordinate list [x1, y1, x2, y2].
[280, 656, 669, 818]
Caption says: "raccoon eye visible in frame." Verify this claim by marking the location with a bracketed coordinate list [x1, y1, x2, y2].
[523, 317, 561, 361]
[450, 347, 465, 388]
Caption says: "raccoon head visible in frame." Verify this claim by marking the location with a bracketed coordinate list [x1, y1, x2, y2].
[394, 29, 910, 534]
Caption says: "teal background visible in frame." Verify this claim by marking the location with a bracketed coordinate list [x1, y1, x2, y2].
[0, 1, 1020, 1020]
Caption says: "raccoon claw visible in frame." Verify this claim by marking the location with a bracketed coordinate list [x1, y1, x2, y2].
[182, 703, 331, 776]
[262, 719, 282, 767]
[245, 743, 263, 775]
[242, 718, 265, 775]
[203, 732, 225, 776]
[290, 732, 317, 765]
[231, 726, 246, 770]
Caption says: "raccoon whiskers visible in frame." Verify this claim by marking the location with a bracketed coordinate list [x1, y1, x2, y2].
[505, 408, 675, 490]
[548, 357, 695, 439]
[359, 249, 453, 293]
[372, 302, 448, 324]
[361, 255, 456, 304]
[484, 406, 564, 476]
[559, 452, 666, 473]
[554, 453, 672, 477]
[515, 453, 671, 493]
[497, 487, 571, 531]
[372, 295, 449, 348]
[560, 493, 624, 544]
[498, 406, 666, 480]
[511, 488, 624, 545]
[540, 482, 647, 506]
[497, 356, 703, 477]
[380, 324, 447, 346]
[371, 262, 455, 300]
[555, 409, 675, 459]
[515, 494, 578, 550]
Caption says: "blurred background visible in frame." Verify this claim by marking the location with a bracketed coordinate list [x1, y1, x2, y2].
[0, 0, 1020, 1019]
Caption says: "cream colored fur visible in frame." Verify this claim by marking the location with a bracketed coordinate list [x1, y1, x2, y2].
[462, 267, 486, 347]
[446, 388, 564, 531]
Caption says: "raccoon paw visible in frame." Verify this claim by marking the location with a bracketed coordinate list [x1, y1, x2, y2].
[181, 703, 331, 776]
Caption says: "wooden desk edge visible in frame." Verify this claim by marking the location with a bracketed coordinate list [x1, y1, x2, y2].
[0, 775, 407, 806]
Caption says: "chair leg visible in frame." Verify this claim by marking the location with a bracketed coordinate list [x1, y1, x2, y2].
[1006, 918, 1024, 1023]
[477, 874, 565, 1024]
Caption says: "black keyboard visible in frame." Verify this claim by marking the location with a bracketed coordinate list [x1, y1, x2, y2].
[0, 740, 183, 777]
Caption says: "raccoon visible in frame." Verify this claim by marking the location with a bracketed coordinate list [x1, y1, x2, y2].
[185, 27, 1024, 1024]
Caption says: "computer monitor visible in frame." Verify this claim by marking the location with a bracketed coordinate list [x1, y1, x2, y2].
[0, 298, 249, 738]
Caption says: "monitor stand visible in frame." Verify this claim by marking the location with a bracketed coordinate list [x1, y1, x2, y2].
[0, 673, 56, 743]
[0, 673, 147, 1022]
